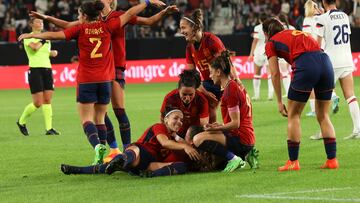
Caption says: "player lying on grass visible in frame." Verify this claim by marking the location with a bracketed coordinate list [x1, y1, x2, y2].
[61, 108, 201, 177]
[192, 50, 259, 173]
[18, 0, 166, 165]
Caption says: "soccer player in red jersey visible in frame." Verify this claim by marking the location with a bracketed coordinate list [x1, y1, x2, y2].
[18, 0, 165, 165]
[160, 69, 209, 138]
[263, 18, 338, 171]
[179, 9, 240, 123]
[30, 0, 179, 160]
[60, 108, 200, 177]
[191, 50, 258, 173]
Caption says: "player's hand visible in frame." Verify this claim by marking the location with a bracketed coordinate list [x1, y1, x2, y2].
[50, 50, 58, 57]
[278, 103, 288, 117]
[184, 145, 201, 161]
[204, 123, 223, 131]
[247, 55, 254, 62]
[18, 33, 32, 41]
[164, 5, 179, 14]
[149, 0, 166, 7]
[29, 11, 48, 20]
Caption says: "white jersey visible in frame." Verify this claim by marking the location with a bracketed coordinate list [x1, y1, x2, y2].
[302, 16, 317, 38]
[252, 24, 266, 56]
[315, 9, 354, 68]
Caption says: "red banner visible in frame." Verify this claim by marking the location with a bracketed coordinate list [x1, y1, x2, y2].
[1, 53, 359, 90]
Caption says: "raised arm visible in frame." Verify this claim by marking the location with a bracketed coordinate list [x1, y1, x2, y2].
[119, 0, 166, 27]
[136, 5, 179, 26]
[30, 11, 80, 29]
[19, 31, 66, 41]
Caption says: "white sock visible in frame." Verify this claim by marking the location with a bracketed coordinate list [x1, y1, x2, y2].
[253, 75, 261, 98]
[309, 99, 315, 112]
[332, 91, 337, 98]
[268, 76, 274, 99]
[282, 74, 291, 96]
[230, 155, 240, 161]
[347, 96, 360, 133]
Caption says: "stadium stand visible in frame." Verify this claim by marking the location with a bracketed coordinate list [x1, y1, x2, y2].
[1, 0, 360, 42]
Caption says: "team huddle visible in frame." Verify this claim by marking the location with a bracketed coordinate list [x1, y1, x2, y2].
[16, 0, 359, 177]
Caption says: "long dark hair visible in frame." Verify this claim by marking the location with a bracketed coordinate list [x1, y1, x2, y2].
[178, 69, 201, 89]
[210, 50, 233, 75]
[262, 17, 284, 39]
[80, 0, 104, 21]
[278, 13, 290, 29]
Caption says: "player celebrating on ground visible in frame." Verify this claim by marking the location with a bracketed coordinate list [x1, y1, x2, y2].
[313, 0, 360, 139]
[192, 50, 258, 172]
[180, 9, 240, 123]
[160, 69, 209, 139]
[263, 18, 338, 171]
[248, 13, 274, 101]
[16, 18, 59, 136]
[30, 0, 179, 163]
[61, 108, 200, 177]
[19, 0, 165, 165]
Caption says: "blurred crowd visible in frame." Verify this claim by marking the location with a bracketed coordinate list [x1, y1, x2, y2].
[1, 0, 360, 42]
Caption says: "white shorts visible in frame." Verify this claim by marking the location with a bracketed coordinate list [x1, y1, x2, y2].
[334, 66, 354, 83]
[278, 58, 290, 74]
[254, 53, 268, 67]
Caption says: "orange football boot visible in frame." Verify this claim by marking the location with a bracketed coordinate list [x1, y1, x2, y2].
[103, 148, 122, 164]
[278, 160, 300, 171]
[320, 158, 339, 169]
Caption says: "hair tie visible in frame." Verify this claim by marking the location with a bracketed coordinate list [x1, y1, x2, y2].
[182, 16, 195, 25]
[165, 109, 182, 118]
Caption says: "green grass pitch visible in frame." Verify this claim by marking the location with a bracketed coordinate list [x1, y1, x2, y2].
[0, 79, 359, 202]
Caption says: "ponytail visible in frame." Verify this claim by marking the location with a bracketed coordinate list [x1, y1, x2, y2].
[211, 50, 233, 75]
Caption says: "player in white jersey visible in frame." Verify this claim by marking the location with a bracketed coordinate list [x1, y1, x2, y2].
[278, 13, 295, 98]
[249, 13, 274, 101]
[302, 1, 340, 119]
[314, 0, 360, 139]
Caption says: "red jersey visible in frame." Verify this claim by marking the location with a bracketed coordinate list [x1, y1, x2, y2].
[102, 10, 137, 68]
[221, 80, 255, 145]
[135, 123, 173, 161]
[160, 89, 209, 137]
[64, 19, 121, 83]
[265, 30, 321, 65]
[186, 32, 225, 80]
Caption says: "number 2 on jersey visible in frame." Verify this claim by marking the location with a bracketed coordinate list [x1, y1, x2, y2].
[89, 38, 103, 58]
[333, 24, 349, 45]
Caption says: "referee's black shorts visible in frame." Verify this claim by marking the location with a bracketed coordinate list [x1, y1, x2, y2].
[28, 68, 54, 94]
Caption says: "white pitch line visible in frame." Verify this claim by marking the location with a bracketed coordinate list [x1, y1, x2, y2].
[237, 195, 360, 202]
[260, 187, 353, 196]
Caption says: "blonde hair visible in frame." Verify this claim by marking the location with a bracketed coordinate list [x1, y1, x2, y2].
[304, 0, 317, 17]
[110, 0, 117, 10]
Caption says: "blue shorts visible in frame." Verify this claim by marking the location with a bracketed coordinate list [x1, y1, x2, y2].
[289, 51, 334, 102]
[133, 144, 156, 171]
[77, 82, 111, 104]
[202, 80, 222, 101]
[224, 132, 253, 160]
[115, 67, 126, 89]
